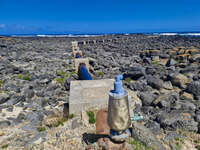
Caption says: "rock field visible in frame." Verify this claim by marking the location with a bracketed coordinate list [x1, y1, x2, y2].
[0, 34, 200, 150]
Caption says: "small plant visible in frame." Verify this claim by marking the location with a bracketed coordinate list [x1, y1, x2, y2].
[17, 74, 23, 79]
[70, 71, 77, 76]
[56, 70, 66, 76]
[53, 118, 67, 127]
[38, 126, 46, 132]
[69, 114, 75, 119]
[0, 80, 3, 87]
[175, 137, 184, 142]
[23, 74, 30, 81]
[152, 60, 160, 66]
[125, 77, 132, 83]
[176, 58, 181, 64]
[56, 78, 65, 84]
[17, 74, 30, 81]
[87, 111, 96, 124]
[175, 142, 181, 150]
[1, 144, 8, 149]
[127, 138, 152, 150]
[96, 71, 103, 77]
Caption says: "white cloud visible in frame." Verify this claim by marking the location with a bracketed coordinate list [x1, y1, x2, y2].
[0, 24, 6, 29]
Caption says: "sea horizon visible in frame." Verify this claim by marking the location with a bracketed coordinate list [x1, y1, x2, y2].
[1, 31, 200, 37]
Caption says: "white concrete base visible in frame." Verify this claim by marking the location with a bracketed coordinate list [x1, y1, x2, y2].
[69, 79, 114, 114]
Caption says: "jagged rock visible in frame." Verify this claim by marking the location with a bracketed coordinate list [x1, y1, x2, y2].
[145, 121, 162, 135]
[0, 120, 11, 128]
[25, 112, 44, 125]
[156, 111, 198, 132]
[71, 118, 82, 129]
[0, 93, 10, 104]
[127, 65, 145, 80]
[170, 73, 190, 88]
[153, 92, 179, 106]
[64, 78, 71, 90]
[179, 100, 196, 111]
[186, 81, 200, 97]
[146, 75, 163, 90]
[166, 58, 177, 67]
[23, 89, 34, 99]
[180, 92, 194, 101]
[139, 92, 157, 106]
[128, 80, 150, 92]
[163, 81, 173, 90]
[145, 66, 156, 75]
[7, 95, 25, 105]
[132, 122, 166, 150]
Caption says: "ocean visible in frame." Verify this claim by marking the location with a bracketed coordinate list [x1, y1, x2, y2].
[1, 32, 200, 37]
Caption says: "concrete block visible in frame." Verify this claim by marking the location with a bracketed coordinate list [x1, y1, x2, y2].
[72, 41, 78, 47]
[69, 79, 114, 114]
[74, 58, 89, 73]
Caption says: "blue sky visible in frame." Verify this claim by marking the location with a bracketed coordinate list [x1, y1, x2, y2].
[0, 0, 200, 34]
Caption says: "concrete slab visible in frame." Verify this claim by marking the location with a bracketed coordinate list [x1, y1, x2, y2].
[69, 79, 114, 114]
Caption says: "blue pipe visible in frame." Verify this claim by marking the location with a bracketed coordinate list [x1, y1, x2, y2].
[79, 65, 92, 80]
[76, 53, 81, 58]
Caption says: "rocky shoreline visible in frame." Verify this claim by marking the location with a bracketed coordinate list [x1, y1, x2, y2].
[0, 34, 200, 149]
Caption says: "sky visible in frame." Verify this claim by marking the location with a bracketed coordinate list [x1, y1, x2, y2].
[0, 0, 200, 34]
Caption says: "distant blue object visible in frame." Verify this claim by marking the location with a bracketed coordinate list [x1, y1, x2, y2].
[76, 53, 81, 58]
[131, 113, 143, 121]
[111, 75, 124, 96]
[79, 65, 92, 80]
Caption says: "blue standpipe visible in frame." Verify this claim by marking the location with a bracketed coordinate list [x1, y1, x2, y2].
[79, 65, 92, 80]
[110, 75, 125, 97]
[75, 52, 92, 80]
[109, 75, 131, 141]
[76, 53, 81, 58]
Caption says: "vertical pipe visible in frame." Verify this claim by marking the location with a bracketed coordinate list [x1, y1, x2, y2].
[78, 64, 92, 80]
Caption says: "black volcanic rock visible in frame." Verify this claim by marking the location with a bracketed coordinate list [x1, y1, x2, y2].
[186, 81, 200, 97]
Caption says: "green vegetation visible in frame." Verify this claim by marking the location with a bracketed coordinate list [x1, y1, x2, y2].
[17, 74, 30, 81]
[53, 117, 67, 127]
[0, 80, 3, 87]
[23, 74, 30, 81]
[56, 70, 67, 76]
[69, 114, 75, 119]
[96, 71, 103, 77]
[56, 77, 65, 84]
[1, 144, 8, 149]
[175, 137, 184, 143]
[125, 77, 132, 83]
[17, 74, 23, 79]
[70, 71, 77, 76]
[38, 126, 46, 132]
[176, 58, 181, 64]
[175, 142, 181, 150]
[127, 138, 152, 150]
[65, 65, 73, 70]
[152, 60, 160, 66]
[174, 137, 184, 150]
[87, 111, 96, 124]
[55, 69, 77, 85]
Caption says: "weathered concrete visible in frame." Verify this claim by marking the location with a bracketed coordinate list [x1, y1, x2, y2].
[72, 41, 78, 47]
[74, 58, 90, 73]
[69, 79, 114, 114]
